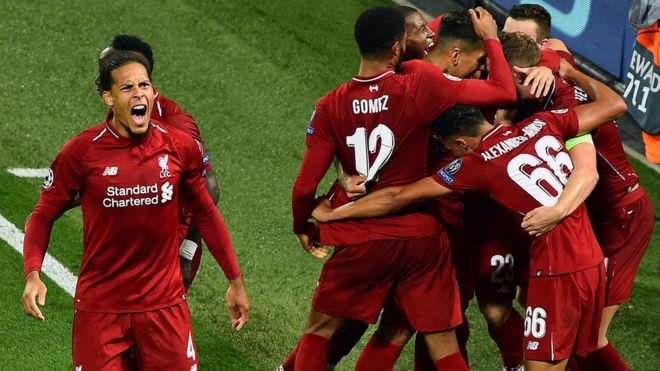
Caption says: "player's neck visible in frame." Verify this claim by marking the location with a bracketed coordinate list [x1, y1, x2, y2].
[424, 51, 449, 72]
[357, 58, 395, 77]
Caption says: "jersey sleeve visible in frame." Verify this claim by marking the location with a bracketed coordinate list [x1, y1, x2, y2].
[304, 102, 337, 151]
[179, 135, 240, 280]
[540, 109, 580, 140]
[23, 139, 86, 276]
[537, 48, 560, 72]
[430, 157, 487, 194]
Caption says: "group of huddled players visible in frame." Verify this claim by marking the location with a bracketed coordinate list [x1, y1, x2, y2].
[288, 4, 653, 371]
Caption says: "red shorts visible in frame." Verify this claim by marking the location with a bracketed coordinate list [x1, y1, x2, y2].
[313, 232, 462, 332]
[72, 300, 198, 370]
[447, 225, 475, 308]
[473, 235, 518, 302]
[590, 190, 654, 306]
[523, 264, 605, 361]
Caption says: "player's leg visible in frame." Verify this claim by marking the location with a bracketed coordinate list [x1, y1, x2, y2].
[287, 242, 399, 370]
[326, 320, 369, 369]
[474, 235, 524, 371]
[577, 192, 654, 370]
[72, 310, 133, 371]
[132, 300, 198, 371]
[395, 232, 468, 370]
[354, 301, 414, 371]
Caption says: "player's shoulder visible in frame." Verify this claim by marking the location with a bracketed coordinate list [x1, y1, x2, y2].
[70, 122, 109, 146]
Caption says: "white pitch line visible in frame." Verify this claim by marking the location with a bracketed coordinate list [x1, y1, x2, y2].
[0, 213, 77, 297]
[7, 168, 50, 178]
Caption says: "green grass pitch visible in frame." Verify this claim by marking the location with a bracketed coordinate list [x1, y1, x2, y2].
[0, 0, 657, 369]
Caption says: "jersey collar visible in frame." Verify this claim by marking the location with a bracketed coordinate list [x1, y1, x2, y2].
[352, 69, 395, 83]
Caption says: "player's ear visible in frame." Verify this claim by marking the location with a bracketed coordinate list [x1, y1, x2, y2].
[539, 38, 549, 49]
[449, 48, 461, 67]
[391, 40, 402, 60]
[102, 91, 113, 107]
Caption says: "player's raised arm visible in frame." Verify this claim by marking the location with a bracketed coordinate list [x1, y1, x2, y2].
[559, 59, 628, 134]
[313, 177, 452, 222]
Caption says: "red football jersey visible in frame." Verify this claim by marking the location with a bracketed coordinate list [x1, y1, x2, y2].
[433, 110, 603, 276]
[23, 120, 240, 313]
[539, 70, 639, 213]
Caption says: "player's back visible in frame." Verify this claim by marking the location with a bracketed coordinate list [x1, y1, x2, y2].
[312, 69, 448, 246]
[442, 110, 603, 276]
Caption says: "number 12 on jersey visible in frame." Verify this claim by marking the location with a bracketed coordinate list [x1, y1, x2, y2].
[346, 124, 395, 183]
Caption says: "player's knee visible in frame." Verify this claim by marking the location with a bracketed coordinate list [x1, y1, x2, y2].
[304, 312, 345, 339]
[375, 325, 414, 347]
[478, 300, 512, 327]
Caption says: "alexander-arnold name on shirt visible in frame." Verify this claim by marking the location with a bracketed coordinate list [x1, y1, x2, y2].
[480, 118, 547, 162]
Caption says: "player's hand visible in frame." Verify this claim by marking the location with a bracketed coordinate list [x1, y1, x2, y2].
[226, 277, 250, 331]
[514, 65, 554, 98]
[296, 222, 329, 259]
[521, 206, 566, 236]
[340, 175, 367, 200]
[557, 58, 576, 80]
[469, 7, 498, 40]
[180, 257, 193, 289]
[312, 197, 333, 223]
[22, 271, 47, 321]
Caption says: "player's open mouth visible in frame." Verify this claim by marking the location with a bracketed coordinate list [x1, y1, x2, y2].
[131, 104, 147, 126]
[424, 41, 434, 55]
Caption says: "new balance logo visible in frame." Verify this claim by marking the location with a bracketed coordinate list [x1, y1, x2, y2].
[526, 341, 539, 350]
[161, 181, 173, 203]
[102, 167, 118, 176]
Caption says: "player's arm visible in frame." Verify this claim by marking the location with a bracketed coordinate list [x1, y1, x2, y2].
[559, 60, 627, 133]
[313, 177, 452, 222]
[23, 142, 84, 321]
[292, 146, 335, 258]
[522, 136, 598, 236]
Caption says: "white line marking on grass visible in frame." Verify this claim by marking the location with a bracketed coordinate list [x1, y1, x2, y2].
[7, 168, 50, 178]
[0, 213, 77, 297]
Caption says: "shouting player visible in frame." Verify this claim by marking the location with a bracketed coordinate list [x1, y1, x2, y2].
[100, 35, 218, 289]
[22, 51, 249, 369]
[313, 59, 627, 371]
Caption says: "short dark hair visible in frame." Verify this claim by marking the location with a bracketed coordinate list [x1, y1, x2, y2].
[96, 51, 151, 94]
[354, 7, 406, 58]
[436, 9, 482, 52]
[111, 35, 155, 70]
[508, 4, 551, 41]
[396, 5, 419, 18]
[432, 104, 485, 139]
[500, 31, 541, 68]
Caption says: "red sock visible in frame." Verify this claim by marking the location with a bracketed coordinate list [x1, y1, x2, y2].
[327, 321, 368, 366]
[584, 343, 629, 371]
[279, 342, 298, 371]
[355, 334, 403, 371]
[487, 309, 524, 369]
[413, 333, 435, 371]
[433, 352, 469, 371]
[294, 333, 329, 371]
[455, 314, 470, 363]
